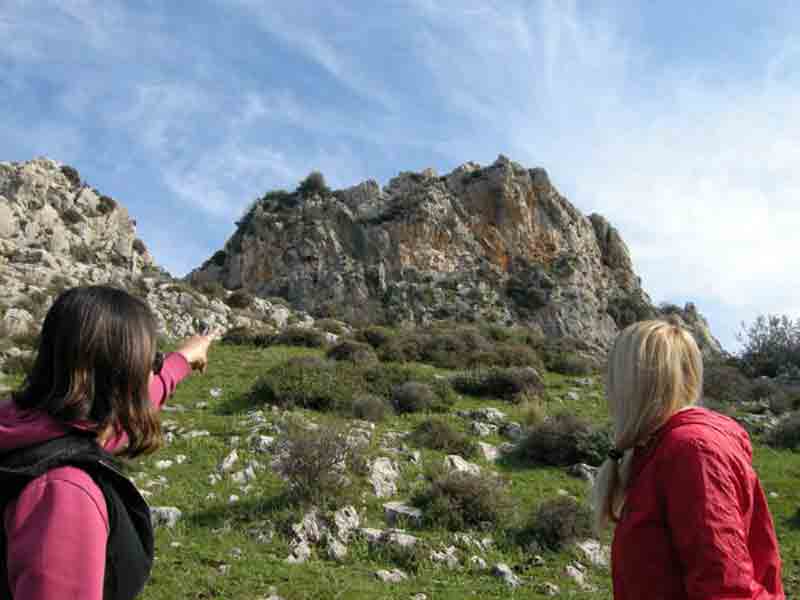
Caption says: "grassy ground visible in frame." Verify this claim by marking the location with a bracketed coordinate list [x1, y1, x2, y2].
[2, 343, 798, 599]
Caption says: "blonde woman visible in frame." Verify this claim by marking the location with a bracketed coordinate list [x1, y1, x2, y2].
[593, 320, 784, 599]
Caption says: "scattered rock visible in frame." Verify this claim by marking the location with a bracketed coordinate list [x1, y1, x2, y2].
[219, 449, 239, 472]
[499, 422, 524, 441]
[286, 540, 312, 564]
[565, 563, 586, 586]
[538, 582, 560, 596]
[333, 505, 360, 542]
[491, 563, 522, 588]
[326, 537, 348, 562]
[150, 507, 182, 529]
[469, 555, 487, 570]
[443, 455, 481, 476]
[375, 569, 408, 583]
[154, 460, 173, 470]
[370, 457, 401, 498]
[575, 539, 610, 568]
[470, 421, 498, 437]
[381, 529, 420, 550]
[384, 502, 423, 527]
[430, 545, 459, 569]
[477, 442, 499, 462]
[568, 463, 599, 484]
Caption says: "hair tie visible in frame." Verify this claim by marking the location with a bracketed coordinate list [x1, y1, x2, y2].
[608, 448, 624, 462]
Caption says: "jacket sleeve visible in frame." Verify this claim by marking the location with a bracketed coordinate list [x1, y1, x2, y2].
[148, 352, 192, 410]
[5, 473, 109, 600]
[661, 438, 771, 599]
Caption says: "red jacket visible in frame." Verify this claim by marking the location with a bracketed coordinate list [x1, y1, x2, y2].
[612, 407, 784, 599]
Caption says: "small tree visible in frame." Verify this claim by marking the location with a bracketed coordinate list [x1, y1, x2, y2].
[296, 171, 331, 198]
[738, 315, 800, 377]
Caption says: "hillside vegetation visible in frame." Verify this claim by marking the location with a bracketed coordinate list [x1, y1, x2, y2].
[4, 322, 798, 599]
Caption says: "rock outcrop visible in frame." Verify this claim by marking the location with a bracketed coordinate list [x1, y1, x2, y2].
[191, 156, 722, 354]
[0, 158, 295, 372]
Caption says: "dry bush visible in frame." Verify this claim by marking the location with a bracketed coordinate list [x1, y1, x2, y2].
[451, 367, 543, 401]
[410, 418, 478, 458]
[356, 325, 395, 349]
[766, 412, 800, 450]
[225, 290, 254, 309]
[222, 326, 274, 347]
[273, 326, 329, 348]
[523, 497, 593, 551]
[351, 394, 392, 423]
[314, 318, 348, 336]
[518, 413, 612, 466]
[274, 423, 362, 506]
[413, 469, 513, 530]
[249, 357, 360, 412]
[326, 340, 378, 364]
[392, 381, 437, 414]
[703, 362, 751, 405]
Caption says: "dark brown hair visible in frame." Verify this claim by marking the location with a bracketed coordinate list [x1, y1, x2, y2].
[14, 285, 161, 457]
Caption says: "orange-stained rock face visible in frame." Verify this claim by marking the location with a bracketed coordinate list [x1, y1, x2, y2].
[191, 155, 721, 355]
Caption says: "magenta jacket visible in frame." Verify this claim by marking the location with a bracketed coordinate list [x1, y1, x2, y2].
[1, 353, 191, 600]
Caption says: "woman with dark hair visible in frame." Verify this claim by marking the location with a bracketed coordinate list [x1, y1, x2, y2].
[0, 286, 214, 600]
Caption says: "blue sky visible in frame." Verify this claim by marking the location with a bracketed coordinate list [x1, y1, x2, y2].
[2, 1, 799, 351]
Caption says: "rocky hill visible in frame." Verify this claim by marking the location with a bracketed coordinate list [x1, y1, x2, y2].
[191, 156, 721, 355]
[0, 159, 299, 373]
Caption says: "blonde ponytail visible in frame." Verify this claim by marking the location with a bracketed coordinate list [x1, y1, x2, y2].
[592, 320, 703, 532]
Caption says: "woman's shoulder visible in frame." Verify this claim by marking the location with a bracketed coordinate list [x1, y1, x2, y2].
[10, 466, 110, 531]
[657, 406, 752, 461]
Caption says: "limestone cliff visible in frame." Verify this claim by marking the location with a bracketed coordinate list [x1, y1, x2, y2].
[0, 159, 295, 370]
[191, 156, 722, 355]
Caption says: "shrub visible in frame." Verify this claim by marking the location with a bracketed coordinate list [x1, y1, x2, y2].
[518, 413, 612, 466]
[359, 363, 456, 412]
[210, 250, 227, 267]
[132, 238, 147, 254]
[326, 340, 378, 364]
[222, 326, 273, 347]
[410, 418, 478, 458]
[273, 326, 329, 348]
[249, 357, 359, 411]
[62, 208, 83, 225]
[273, 423, 361, 506]
[3, 352, 36, 376]
[60, 165, 81, 187]
[97, 195, 117, 215]
[357, 325, 395, 349]
[392, 381, 437, 414]
[607, 295, 656, 329]
[519, 396, 548, 427]
[738, 314, 800, 378]
[766, 412, 800, 450]
[351, 394, 392, 422]
[225, 290, 254, 309]
[315, 318, 347, 335]
[296, 171, 331, 198]
[523, 497, 593, 551]
[703, 363, 751, 405]
[748, 378, 780, 402]
[195, 281, 226, 300]
[547, 353, 594, 376]
[70, 244, 95, 264]
[414, 469, 513, 530]
[451, 367, 544, 401]
[767, 390, 798, 415]
[377, 334, 426, 363]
